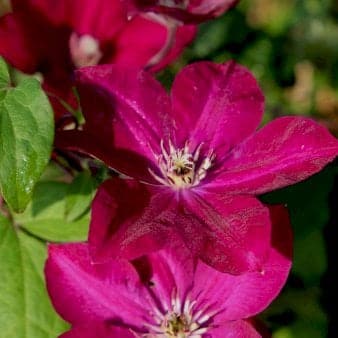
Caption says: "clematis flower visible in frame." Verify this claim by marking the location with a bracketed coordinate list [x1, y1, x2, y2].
[0, 0, 196, 118]
[55, 60, 338, 273]
[127, 0, 240, 24]
[45, 205, 292, 338]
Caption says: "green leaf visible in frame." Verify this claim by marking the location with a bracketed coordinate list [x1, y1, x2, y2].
[191, 10, 249, 59]
[14, 180, 90, 242]
[65, 172, 95, 222]
[40, 162, 70, 182]
[292, 230, 327, 286]
[274, 324, 327, 338]
[262, 288, 327, 338]
[0, 77, 54, 212]
[21, 217, 89, 243]
[0, 57, 10, 89]
[0, 214, 69, 337]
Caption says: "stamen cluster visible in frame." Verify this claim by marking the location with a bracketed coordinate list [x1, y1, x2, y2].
[149, 140, 215, 189]
[146, 293, 211, 337]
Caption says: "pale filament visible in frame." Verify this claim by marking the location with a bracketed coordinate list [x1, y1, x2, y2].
[143, 291, 212, 338]
[149, 139, 215, 189]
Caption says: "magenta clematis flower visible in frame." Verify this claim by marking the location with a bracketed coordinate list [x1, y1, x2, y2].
[0, 0, 196, 118]
[56, 60, 338, 273]
[45, 205, 292, 338]
[127, 0, 239, 23]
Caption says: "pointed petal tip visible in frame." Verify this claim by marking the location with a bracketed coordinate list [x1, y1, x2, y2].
[171, 60, 264, 153]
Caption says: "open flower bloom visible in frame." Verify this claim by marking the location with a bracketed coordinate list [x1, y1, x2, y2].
[127, 0, 240, 23]
[56, 61, 338, 273]
[0, 0, 196, 118]
[45, 205, 292, 338]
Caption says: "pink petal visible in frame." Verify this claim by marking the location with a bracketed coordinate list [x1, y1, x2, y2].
[11, 0, 68, 26]
[45, 243, 151, 326]
[210, 117, 338, 195]
[12, 0, 127, 37]
[88, 178, 178, 263]
[60, 324, 134, 338]
[136, 244, 195, 311]
[150, 23, 197, 72]
[68, 0, 127, 40]
[56, 66, 166, 183]
[54, 130, 154, 181]
[55, 129, 115, 164]
[1, 0, 74, 83]
[112, 15, 167, 67]
[89, 178, 271, 274]
[171, 61, 264, 159]
[131, 0, 238, 23]
[188, 0, 239, 18]
[75, 64, 173, 181]
[192, 205, 292, 321]
[0, 12, 40, 73]
[182, 190, 271, 274]
[87, 183, 271, 275]
[208, 320, 260, 338]
[55, 130, 153, 182]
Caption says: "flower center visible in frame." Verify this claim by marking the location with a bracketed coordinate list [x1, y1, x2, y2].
[145, 294, 211, 338]
[149, 140, 215, 189]
[69, 33, 103, 68]
[162, 313, 190, 337]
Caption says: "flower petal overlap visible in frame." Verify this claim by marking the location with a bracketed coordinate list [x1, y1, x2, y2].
[56, 60, 337, 273]
[46, 205, 292, 338]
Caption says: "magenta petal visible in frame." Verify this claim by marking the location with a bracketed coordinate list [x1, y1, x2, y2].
[11, 0, 68, 25]
[75, 64, 172, 180]
[69, 0, 127, 40]
[183, 190, 271, 274]
[171, 61, 264, 158]
[150, 24, 197, 72]
[54, 130, 113, 163]
[13, 0, 126, 33]
[54, 130, 154, 182]
[192, 205, 292, 321]
[132, 0, 239, 23]
[209, 320, 260, 338]
[138, 244, 195, 311]
[0, 13, 40, 73]
[112, 15, 167, 68]
[189, 0, 239, 18]
[212, 117, 338, 194]
[60, 324, 134, 338]
[89, 178, 178, 263]
[45, 243, 151, 325]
